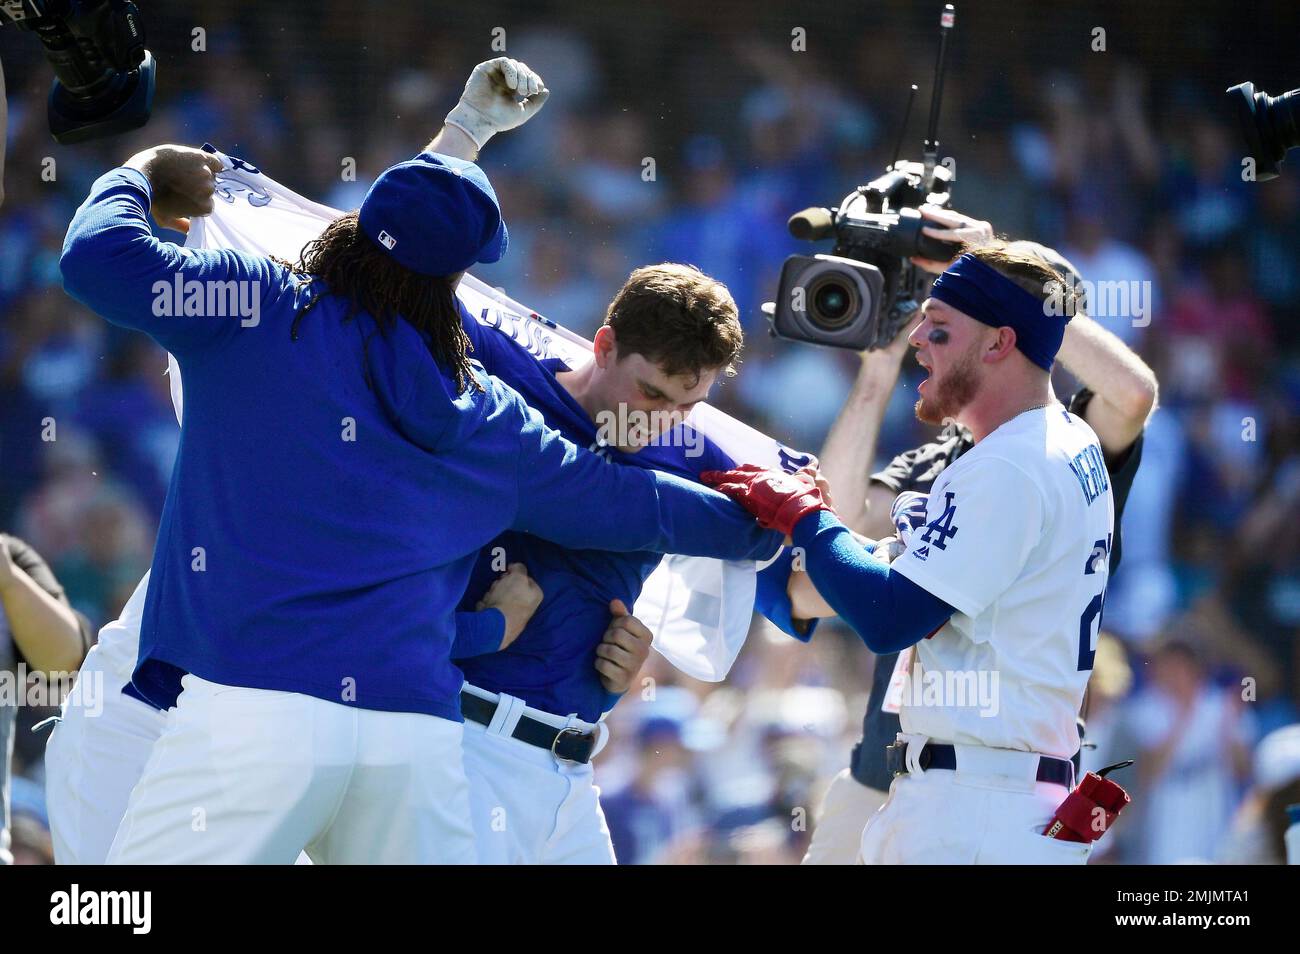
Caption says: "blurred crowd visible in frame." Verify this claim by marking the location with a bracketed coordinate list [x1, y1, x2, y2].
[2, 0, 1298, 864]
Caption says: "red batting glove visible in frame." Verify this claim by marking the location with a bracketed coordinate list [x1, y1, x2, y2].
[700, 464, 832, 537]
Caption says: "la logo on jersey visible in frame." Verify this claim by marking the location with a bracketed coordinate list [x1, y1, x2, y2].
[378, 230, 397, 250]
[917, 491, 960, 556]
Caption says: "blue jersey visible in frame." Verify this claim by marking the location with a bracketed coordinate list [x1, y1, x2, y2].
[453, 305, 816, 721]
[59, 167, 784, 720]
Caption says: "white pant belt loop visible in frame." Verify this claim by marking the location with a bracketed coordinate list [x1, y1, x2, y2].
[486, 692, 526, 738]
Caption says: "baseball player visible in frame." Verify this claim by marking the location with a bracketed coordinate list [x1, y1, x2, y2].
[57, 84, 783, 864]
[43, 58, 563, 866]
[446, 265, 827, 864]
[414, 78, 829, 863]
[707, 241, 1120, 864]
[799, 215, 1155, 864]
[44, 57, 784, 866]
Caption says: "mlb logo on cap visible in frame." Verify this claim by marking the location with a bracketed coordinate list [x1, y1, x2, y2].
[359, 152, 507, 276]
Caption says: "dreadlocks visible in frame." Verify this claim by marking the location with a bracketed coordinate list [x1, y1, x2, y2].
[288, 211, 482, 395]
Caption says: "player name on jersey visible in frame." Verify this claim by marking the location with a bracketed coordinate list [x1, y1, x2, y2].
[1067, 443, 1110, 506]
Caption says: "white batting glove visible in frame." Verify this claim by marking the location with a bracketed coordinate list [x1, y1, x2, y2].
[890, 491, 930, 550]
[444, 57, 550, 149]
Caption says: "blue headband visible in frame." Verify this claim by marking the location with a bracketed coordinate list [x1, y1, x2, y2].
[929, 253, 1070, 371]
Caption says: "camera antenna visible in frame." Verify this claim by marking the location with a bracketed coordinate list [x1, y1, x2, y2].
[891, 84, 920, 169]
[922, 4, 955, 187]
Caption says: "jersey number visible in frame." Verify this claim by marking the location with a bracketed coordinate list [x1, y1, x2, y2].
[1077, 534, 1112, 671]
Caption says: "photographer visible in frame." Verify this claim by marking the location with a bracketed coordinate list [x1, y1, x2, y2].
[794, 207, 1157, 864]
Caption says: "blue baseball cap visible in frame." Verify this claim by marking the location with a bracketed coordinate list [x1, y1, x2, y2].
[357, 152, 508, 277]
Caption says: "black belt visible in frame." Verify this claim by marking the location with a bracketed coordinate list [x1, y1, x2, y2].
[460, 690, 597, 764]
[886, 741, 1074, 789]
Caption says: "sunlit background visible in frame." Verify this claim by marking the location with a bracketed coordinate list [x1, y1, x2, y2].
[2, 0, 1298, 864]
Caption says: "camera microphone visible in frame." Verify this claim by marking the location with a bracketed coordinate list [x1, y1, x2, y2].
[788, 207, 836, 241]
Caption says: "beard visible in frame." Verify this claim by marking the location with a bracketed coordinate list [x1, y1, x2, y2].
[915, 343, 981, 426]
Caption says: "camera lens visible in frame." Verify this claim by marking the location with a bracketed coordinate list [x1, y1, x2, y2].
[817, 286, 850, 319]
[808, 275, 859, 329]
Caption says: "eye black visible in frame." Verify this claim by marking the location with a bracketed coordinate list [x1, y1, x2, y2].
[928, 328, 949, 344]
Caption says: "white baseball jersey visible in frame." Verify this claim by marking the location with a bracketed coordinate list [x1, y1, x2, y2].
[890, 403, 1115, 759]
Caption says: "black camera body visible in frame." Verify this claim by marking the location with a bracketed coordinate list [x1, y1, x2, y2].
[1227, 81, 1298, 182]
[769, 4, 961, 352]
[771, 159, 960, 352]
[0, 0, 155, 144]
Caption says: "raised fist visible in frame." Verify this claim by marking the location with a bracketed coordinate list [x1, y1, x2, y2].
[444, 57, 550, 149]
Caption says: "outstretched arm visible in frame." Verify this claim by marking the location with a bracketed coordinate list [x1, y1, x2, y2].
[703, 465, 961, 651]
[510, 401, 782, 562]
[791, 511, 954, 652]
[817, 334, 913, 537]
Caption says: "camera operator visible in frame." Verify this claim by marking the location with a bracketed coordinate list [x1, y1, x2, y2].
[796, 206, 1157, 864]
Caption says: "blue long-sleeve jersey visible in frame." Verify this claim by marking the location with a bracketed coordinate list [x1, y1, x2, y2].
[59, 166, 782, 720]
[449, 304, 817, 721]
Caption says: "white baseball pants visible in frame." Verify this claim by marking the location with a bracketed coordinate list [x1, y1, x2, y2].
[859, 740, 1091, 865]
[45, 644, 165, 865]
[801, 767, 888, 865]
[461, 689, 615, 865]
[106, 674, 475, 864]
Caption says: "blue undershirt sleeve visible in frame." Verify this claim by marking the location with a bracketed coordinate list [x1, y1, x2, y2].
[791, 510, 956, 653]
[450, 609, 506, 659]
[755, 550, 819, 642]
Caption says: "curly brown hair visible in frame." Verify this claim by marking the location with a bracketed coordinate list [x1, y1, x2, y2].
[602, 263, 743, 387]
[286, 211, 481, 394]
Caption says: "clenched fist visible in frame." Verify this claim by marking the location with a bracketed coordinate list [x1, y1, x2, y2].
[444, 57, 550, 149]
[123, 144, 224, 233]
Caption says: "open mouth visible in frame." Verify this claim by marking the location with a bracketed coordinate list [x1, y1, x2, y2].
[916, 354, 933, 394]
